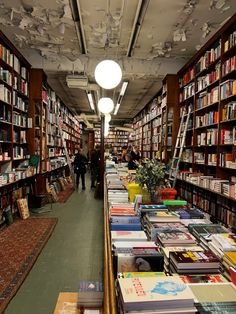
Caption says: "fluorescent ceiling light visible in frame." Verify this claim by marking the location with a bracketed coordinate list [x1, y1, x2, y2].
[87, 92, 95, 111]
[114, 103, 120, 115]
[120, 81, 128, 96]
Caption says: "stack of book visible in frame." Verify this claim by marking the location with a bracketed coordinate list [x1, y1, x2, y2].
[114, 247, 164, 275]
[118, 276, 196, 313]
[145, 211, 180, 224]
[110, 215, 141, 231]
[162, 246, 204, 273]
[156, 229, 197, 247]
[143, 220, 186, 241]
[110, 203, 136, 216]
[111, 230, 147, 243]
[169, 250, 220, 274]
[208, 233, 236, 259]
[190, 282, 236, 312]
[179, 273, 228, 284]
[189, 224, 231, 250]
[222, 251, 236, 281]
[108, 190, 129, 203]
[77, 281, 103, 308]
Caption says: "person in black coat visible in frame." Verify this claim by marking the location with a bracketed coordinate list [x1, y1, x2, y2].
[74, 148, 87, 190]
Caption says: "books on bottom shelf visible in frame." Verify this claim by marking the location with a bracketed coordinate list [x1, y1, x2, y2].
[77, 281, 103, 308]
[169, 250, 220, 274]
[111, 231, 147, 243]
[118, 276, 196, 313]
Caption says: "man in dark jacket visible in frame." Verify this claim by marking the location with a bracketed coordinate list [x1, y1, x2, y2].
[90, 144, 100, 188]
[74, 148, 87, 190]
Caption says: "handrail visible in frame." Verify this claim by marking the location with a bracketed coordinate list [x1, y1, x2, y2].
[103, 181, 117, 314]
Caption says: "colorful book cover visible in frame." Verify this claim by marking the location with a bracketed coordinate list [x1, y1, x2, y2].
[111, 230, 147, 241]
[110, 223, 142, 231]
[110, 216, 140, 224]
[157, 230, 196, 244]
[179, 274, 228, 284]
[162, 246, 204, 259]
[224, 251, 236, 266]
[117, 253, 164, 273]
[121, 272, 166, 278]
[170, 251, 219, 266]
[118, 276, 195, 311]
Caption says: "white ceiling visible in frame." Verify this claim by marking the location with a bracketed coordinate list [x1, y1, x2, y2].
[0, 0, 235, 124]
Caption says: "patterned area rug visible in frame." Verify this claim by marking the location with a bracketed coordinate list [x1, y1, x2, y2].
[0, 217, 57, 313]
[57, 185, 74, 203]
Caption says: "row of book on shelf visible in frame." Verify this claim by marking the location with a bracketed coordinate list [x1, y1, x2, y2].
[105, 160, 236, 313]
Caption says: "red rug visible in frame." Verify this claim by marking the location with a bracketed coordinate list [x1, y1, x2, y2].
[57, 185, 74, 203]
[0, 217, 57, 313]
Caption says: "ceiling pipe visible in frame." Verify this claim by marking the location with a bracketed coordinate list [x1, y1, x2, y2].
[69, 0, 87, 54]
[127, 0, 150, 57]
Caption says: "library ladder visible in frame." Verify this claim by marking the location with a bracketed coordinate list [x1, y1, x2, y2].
[169, 106, 191, 187]
[59, 120, 76, 188]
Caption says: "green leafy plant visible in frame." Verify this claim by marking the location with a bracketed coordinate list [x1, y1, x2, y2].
[136, 159, 166, 201]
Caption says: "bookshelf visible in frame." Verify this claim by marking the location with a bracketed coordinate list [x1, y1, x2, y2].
[28, 68, 81, 191]
[177, 13, 236, 228]
[133, 74, 179, 162]
[95, 128, 130, 158]
[0, 30, 35, 223]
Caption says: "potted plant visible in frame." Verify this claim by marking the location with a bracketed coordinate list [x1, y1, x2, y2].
[136, 159, 166, 202]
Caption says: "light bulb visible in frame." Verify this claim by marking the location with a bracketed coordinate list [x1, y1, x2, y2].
[94, 60, 122, 89]
[98, 97, 114, 114]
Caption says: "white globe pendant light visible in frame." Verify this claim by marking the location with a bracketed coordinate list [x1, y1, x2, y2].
[95, 60, 122, 89]
[98, 97, 114, 114]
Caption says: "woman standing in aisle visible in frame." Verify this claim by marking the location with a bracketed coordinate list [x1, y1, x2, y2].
[74, 148, 87, 190]
[131, 146, 140, 162]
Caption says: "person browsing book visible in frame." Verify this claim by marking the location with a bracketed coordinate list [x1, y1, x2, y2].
[74, 148, 87, 190]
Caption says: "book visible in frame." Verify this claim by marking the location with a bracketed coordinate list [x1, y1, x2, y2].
[116, 250, 164, 273]
[111, 231, 147, 242]
[179, 274, 228, 284]
[189, 283, 236, 303]
[118, 276, 195, 312]
[110, 216, 140, 224]
[169, 251, 220, 272]
[17, 198, 30, 219]
[157, 229, 197, 246]
[120, 272, 166, 278]
[110, 223, 142, 231]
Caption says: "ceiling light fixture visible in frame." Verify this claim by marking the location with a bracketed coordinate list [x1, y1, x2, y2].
[87, 92, 95, 111]
[98, 97, 114, 114]
[114, 81, 129, 115]
[104, 113, 111, 124]
[94, 60, 122, 89]
[120, 81, 128, 96]
[114, 103, 120, 115]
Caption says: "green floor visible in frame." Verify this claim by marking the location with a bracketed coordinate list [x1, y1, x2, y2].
[5, 179, 104, 314]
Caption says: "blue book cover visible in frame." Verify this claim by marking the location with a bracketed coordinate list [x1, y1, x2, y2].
[110, 216, 140, 224]
[110, 223, 142, 231]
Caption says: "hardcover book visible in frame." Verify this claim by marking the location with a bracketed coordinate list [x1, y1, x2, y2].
[118, 276, 195, 312]
[179, 274, 228, 284]
[111, 230, 147, 242]
[169, 251, 219, 269]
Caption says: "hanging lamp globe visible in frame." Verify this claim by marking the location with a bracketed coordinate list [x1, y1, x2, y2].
[94, 60, 122, 89]
[98, 97, 114, 114]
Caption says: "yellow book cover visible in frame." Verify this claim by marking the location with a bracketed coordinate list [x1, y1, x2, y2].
[224, 251, 236, 266]
[122, 272, 166, 278]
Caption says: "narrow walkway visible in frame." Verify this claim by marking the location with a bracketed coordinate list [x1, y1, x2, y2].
[5, 177, 104, 314]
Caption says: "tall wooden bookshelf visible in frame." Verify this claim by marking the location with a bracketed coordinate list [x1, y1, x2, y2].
[177, 13, 236, 228]
[0, 30, 34, 224]
[28, 68, 81, 192]
[133, 74, 179, 162]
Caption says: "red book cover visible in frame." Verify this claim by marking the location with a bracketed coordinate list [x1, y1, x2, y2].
[170, 251, 219, 265]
